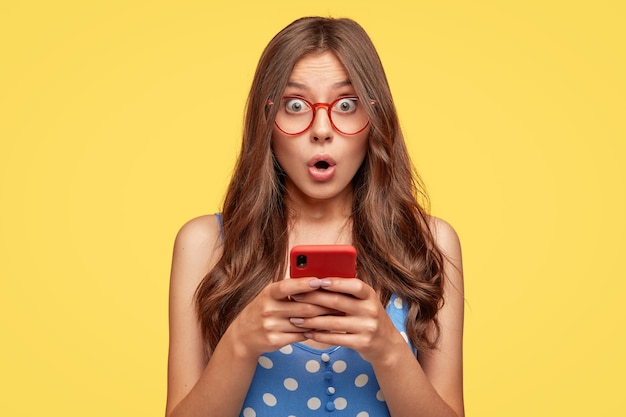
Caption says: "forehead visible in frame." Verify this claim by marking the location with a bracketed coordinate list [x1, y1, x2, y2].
[288, 51, 351, 89]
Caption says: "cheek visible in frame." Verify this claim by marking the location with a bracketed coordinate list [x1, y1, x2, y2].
[349, 134, 369, 165]
[271, 133, 298, 168]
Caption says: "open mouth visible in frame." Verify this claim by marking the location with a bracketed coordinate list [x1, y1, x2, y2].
[314, 161, 330, 170]
[308, 156, 336, 181]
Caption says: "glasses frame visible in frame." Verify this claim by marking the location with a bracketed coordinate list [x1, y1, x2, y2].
[271, 95, 373, 136]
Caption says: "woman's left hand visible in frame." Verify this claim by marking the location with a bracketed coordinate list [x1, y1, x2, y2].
[289, 278, 406, 363]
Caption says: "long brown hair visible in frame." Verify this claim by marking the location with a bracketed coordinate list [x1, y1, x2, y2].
[195, 17, 445, 353]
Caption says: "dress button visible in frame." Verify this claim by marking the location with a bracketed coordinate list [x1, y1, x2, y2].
[324, 371, 333, 381]
[326, 401, 335, 411]
[327, 386, 336, 395]
[321, 353, 330, 362]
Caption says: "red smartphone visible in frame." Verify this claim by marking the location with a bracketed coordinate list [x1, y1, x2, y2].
[289, 244, 357, 278]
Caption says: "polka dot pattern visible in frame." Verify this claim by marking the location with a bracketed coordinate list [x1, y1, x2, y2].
[262, 393, 277, 406]
[283, 378, 298, 391]
[332, 360, 347, 373]
[238, 294, 410, 417]
[334, 397, 348, 410]
[307, 397, 321, 410]
[376, 390, 385, 401]
[305, 360, 320, 373]
[355, 373, 369, 387]
[257, 356, 273, 369]
[279, 344, 293, 354]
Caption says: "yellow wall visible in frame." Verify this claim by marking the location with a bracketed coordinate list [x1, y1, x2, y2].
[1, 1, 624, 415]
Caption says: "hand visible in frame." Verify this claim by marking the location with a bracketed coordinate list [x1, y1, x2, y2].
[225, 278, 338, 359]
[288, 278, 407, 363]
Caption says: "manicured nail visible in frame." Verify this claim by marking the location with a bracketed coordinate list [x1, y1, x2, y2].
[303, 332, 313, 339]
[320, 279, 331, 288]
[290, 317, 305, 325]
[309, 279, 322, 288]
[290, 293, 304, 301]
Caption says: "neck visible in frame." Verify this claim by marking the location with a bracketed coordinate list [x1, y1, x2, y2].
[284, 186, 354, 246]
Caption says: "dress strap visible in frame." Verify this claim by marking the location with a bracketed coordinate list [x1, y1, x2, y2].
[215, 213, 224, 242]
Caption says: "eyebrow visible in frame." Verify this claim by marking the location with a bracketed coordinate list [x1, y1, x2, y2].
[286, 80, 353, 90]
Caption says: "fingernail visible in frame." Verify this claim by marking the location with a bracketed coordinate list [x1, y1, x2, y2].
[291, 293, 304, 301]
[290, 318, 305, 325]
[303, 332, 313, 339]
[309, 279, 321, 288]
[320, 279, 331, 288]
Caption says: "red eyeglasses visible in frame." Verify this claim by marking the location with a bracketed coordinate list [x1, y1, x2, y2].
[271, 96, 372, 136]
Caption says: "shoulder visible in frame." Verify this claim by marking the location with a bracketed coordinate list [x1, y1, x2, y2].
[174, 214, 222, 251]
[427, 216, 462, 260]
[171, 214, 223, 287]
[426, 216, 464, 290]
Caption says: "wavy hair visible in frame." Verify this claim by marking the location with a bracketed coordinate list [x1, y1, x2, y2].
[195, 17, 445, 353]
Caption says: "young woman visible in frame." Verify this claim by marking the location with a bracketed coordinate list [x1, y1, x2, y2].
[166, 17, 464, 417]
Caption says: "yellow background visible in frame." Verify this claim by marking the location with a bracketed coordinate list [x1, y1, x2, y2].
[1, 1, 624, 415]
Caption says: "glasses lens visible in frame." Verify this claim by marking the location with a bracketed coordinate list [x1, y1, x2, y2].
[275, 97, 369, 135]
[275, 98, 313, 135]
[330, 98, 369, 135]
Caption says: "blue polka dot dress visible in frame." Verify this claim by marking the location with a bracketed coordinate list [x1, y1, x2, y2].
[239, 294, 415, 417]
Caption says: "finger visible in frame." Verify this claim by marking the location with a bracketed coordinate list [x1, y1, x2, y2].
[291, 314, 362, 333]
[289, 290, 362, 315]
[259, 331, 312, 352]
[321, 278, 372, 300]
[259, 314, 316, 334]
[284, 299, 338, 318]
[303, 330, 362, 348]
[268, 278, 330, 300]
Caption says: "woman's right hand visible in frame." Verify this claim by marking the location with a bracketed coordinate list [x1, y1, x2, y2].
[225, 278, 335, 359]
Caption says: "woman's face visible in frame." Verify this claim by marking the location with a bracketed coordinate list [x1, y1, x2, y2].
[272, 51, 369, 206]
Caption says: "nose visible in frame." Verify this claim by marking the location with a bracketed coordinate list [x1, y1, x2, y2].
[310, 107, 333, 142]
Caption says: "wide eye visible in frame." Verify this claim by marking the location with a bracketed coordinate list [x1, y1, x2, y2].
[333, 97, 359, 114]
[283, 98, 309, 114]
